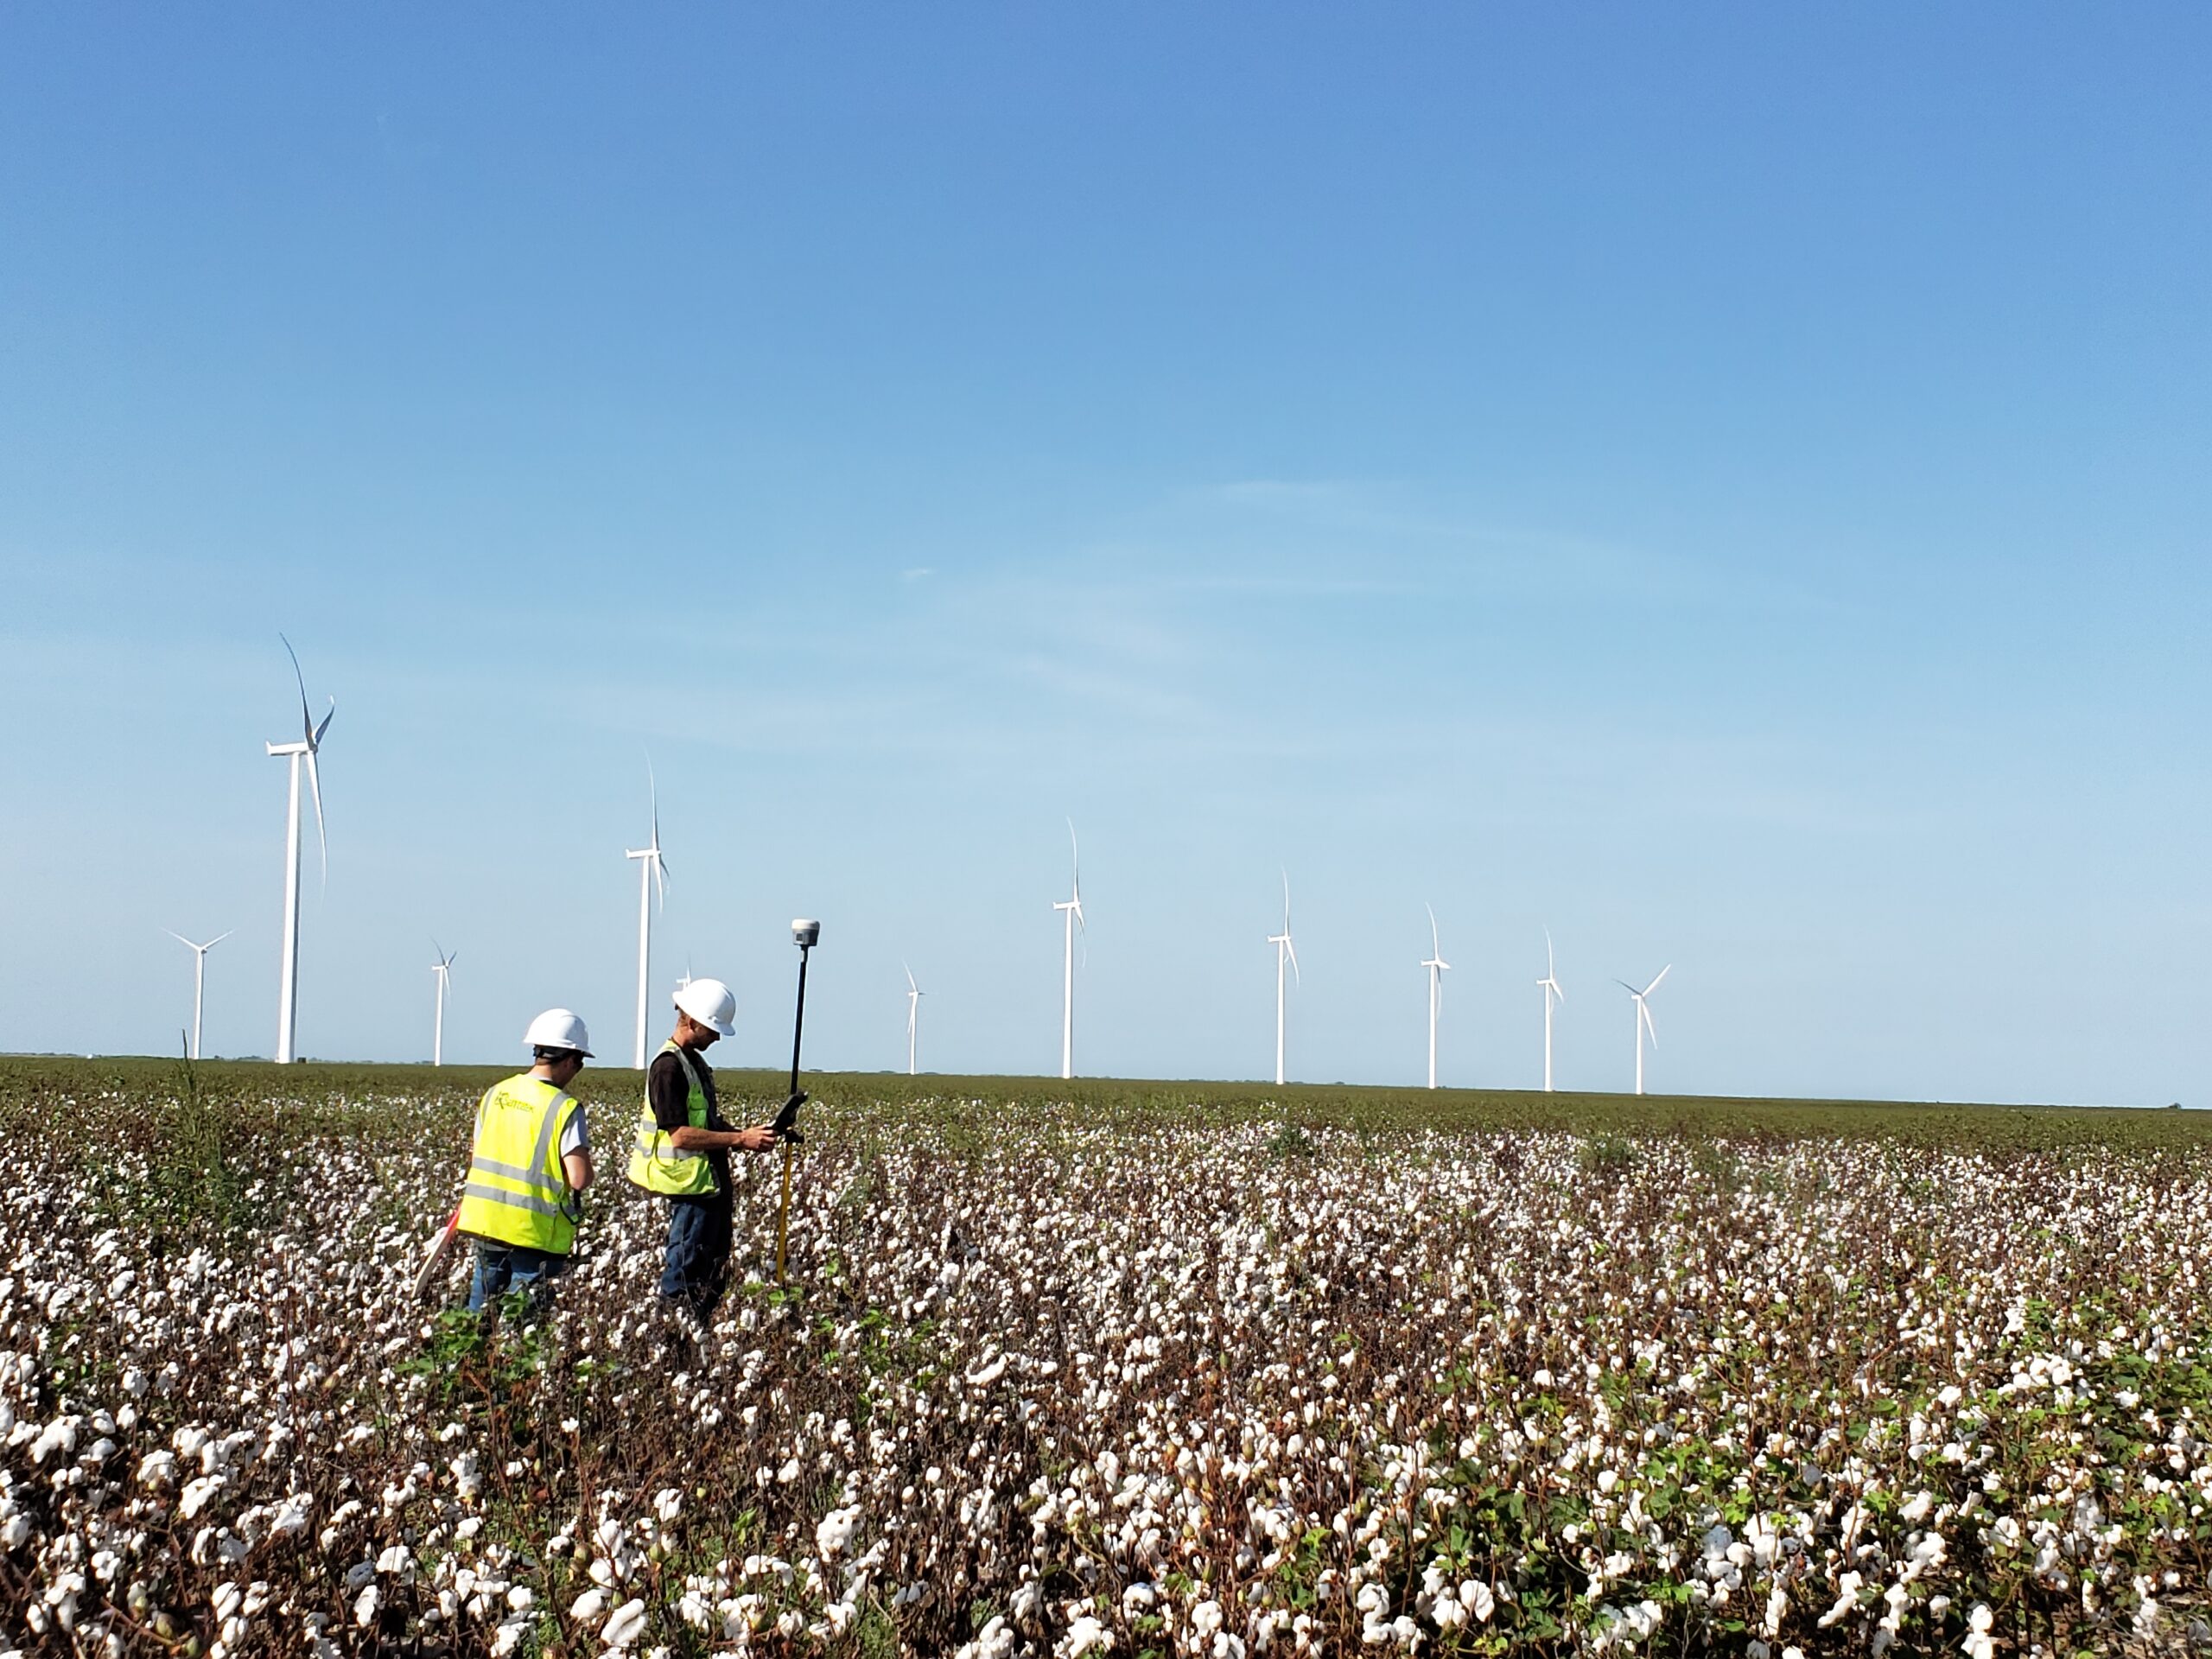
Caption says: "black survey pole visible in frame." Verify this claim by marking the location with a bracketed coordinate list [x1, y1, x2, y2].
[778, 920, 821, 1284]
[787, 944, 810, 1097]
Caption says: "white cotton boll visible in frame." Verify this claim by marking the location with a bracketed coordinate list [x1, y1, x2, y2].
[600, 1597, 648, 1647]
[376, 1545, 412, 1575]
[778, 1459, 801, 1484]
[570, 1588, 607, 1620]
[507, 1588, 534, 1611]
[353, 1586, 380, 1628]
[653, 1489, 683, 1523]
[815, 1506, 861, 1557]
[137, 1451, 177, 1488]
[1191, 1600, 1223, 1638]
[1060, 1615, 1111, 1656]
[180, 1476, 226, 1520]
[1817, 1572, 1862, 1628]
[1461, 1582, 1495, 1624]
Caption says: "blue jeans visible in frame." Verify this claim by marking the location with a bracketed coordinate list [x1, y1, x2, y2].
[468, 1243, 569, 1313]
[658, 1194, 734, 1317]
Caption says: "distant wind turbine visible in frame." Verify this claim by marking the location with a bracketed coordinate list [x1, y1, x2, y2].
[430, 942, 456, 1067]
[904, 963, 924, 1076]
[165, 929, 233, 1061]
[1537, 929, 1566, 1092]
[1617, 965, 1672, 1095]
[1269, 871, 1300, 1086]
[1052, 822, 1084, 1079]
[266, 636, 333, 1065]
[626, 764, 670, 1071]
[1421, 905, 1450, 1090]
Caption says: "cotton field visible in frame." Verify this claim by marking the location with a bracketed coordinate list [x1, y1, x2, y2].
[1, 1066, 2209, 1656]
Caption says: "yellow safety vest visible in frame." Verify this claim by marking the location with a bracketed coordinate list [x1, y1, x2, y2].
[627, 1040, 716, 1197]
[455, 1075, 583, 1255]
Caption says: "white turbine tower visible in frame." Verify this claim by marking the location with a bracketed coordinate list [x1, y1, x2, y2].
[165, 929, 232, 1061]
[429, 942, 456, 1067]
[626, 766, 670, 1071]
[1618, 965, 1671, 1095]
[1052, 822, 1084, 1079]
[1268, 871, 1300, 1086]
[1421, 904, 1450, 1090]
[904, 963, 924, 1076]
[266, 636, 332, 1065]
[1537, 928, 1566, 1092]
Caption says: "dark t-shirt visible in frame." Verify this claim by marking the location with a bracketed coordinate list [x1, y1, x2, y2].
[648, 1046, 731, 1198]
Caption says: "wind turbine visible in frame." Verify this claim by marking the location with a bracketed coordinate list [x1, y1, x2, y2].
[626, 765, 670, 1071]
[1421, 904, 1450, 1090]
[904, 963, 924, 1076]
[1268, 871, 1300, 1086]
[1537, 928, 1566, 1092]
[1617, 965, 1671, 1095]
[1052, 821, 1084, 1079]
[429, 942, 456, 1067]
[165, 930, 233, 1061]
[266, 636, 333, 1065]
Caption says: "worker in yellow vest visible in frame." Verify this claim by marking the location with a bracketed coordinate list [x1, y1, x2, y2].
[627, 978, 783, 1328]
[457, 1008, 595, 1313]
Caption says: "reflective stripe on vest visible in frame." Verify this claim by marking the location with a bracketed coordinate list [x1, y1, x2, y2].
[455, 1076, 581, 1253]
[626, 1040, 716, 1196]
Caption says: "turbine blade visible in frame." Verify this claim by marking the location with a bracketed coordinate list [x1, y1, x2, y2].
[1067, 817, 1078, 886]
[164, 928, 192, 949]
[312, 699, 335, 747]
[1643, 964, 1672, 997]
[1615, 979, 1638, 994]
[1642, 1003, 1659, 1047]
[305, 748, 328, 885]
[1427, 901, 1440, 959]
[1285, 937, 1300, 982]
[905, 962, 916, 993]
[1545, 926, 1555, 978]
[209, 931, 233, 949]
[281, 633, 312, 737]
[652, 853, 669, 909]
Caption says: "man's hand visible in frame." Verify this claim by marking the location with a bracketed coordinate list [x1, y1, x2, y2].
[734, 1126, 779, 1153]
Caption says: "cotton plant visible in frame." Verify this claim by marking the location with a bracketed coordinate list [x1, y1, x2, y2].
[0, 1075, 2207, 1652]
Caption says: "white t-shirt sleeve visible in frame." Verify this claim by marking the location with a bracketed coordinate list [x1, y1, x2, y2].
[559, 1102, 590, 1159]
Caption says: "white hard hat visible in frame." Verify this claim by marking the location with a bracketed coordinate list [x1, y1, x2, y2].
[672, 976, 736, 1037]
[524, 1007, 593, 1057]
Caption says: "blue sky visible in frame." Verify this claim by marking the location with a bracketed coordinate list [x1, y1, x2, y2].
[3, 6, 2207, 1103]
